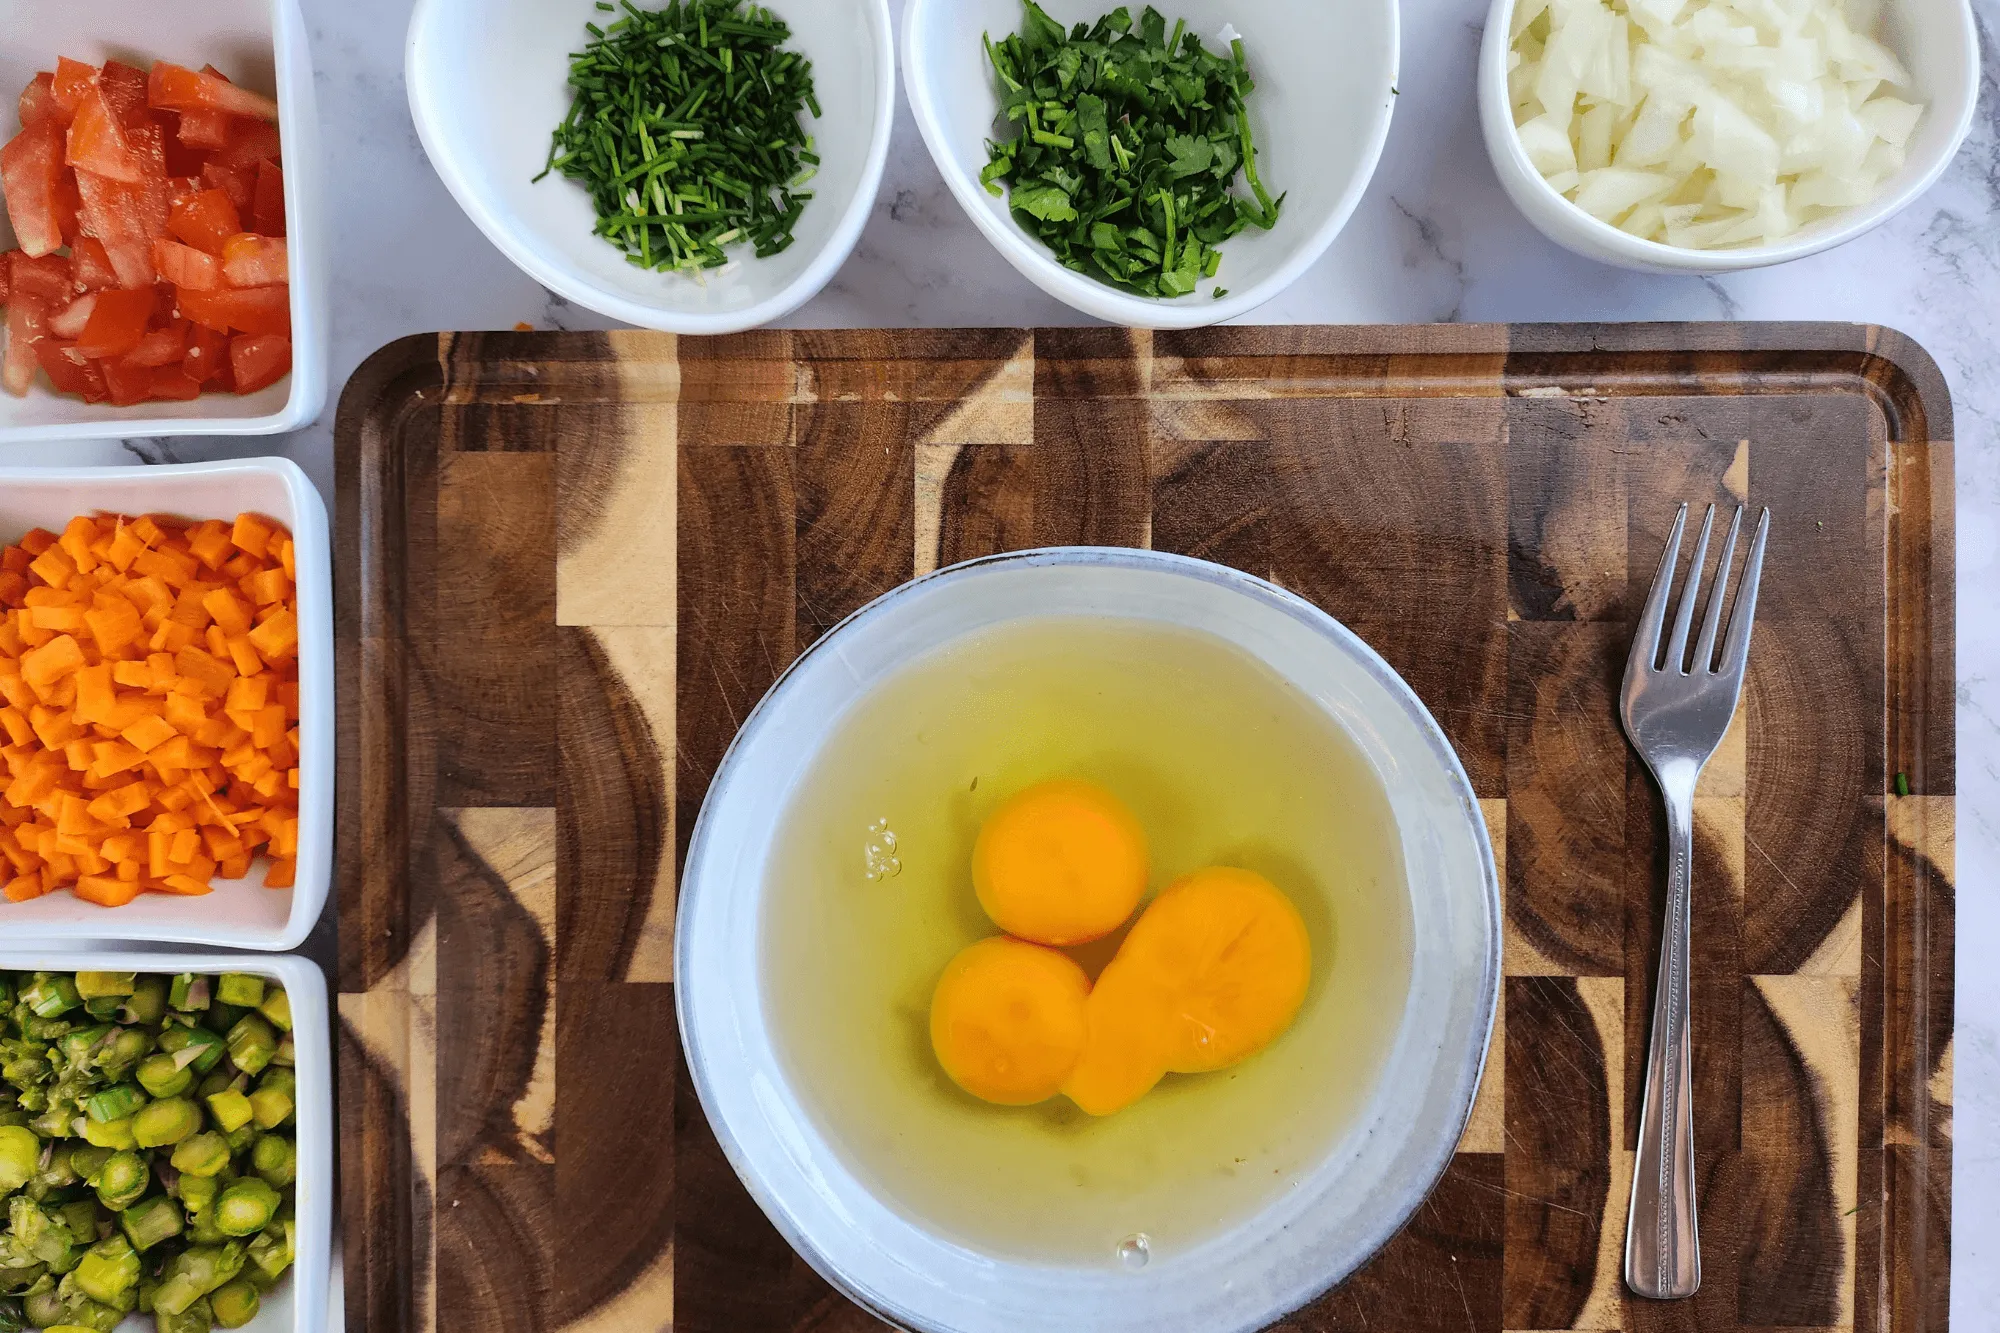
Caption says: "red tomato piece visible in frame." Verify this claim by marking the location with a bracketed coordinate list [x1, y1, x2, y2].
[0, 252, 8, 305]
[66, 89, 146, 184]
[213, 120, 282, 173]
[101, 356, 154, 405]
[166, 189, 241, 256]
[177, 284, 289, 337]
[229, 333, 290, 394]
[50, 58, 96, 117]
[148, 63, 279, 123]
[150, 366, 203, 400]
[1, 122, 67, 257]
[153, 238, 219, 291]
[220, 234, 286, 288]
[200, 161, 254, 212]
[158, 114, 208, 178]
[52, 170, 81, 247]
[69, 237, 118, 292]
[151, 281, 179, 324]
[75, 285, 153, 359]
[47, 293, 97, 340]
[251, 160, 286, 237]
[36, 339, 109, 402]
[19, 72, 64, 129]
[3, 295, 50, 397]
[100, 61, 149, 126]
[178, 108, 231, 151]
[184, 321, 228, 382]
[121, 319, 189, 368]
[9, 251, 74, 304]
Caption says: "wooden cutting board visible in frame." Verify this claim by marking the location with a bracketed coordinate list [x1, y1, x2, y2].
[333, 324, 1955, 1333]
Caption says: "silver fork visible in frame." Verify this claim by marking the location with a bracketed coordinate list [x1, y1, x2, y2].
[1620, 502, 1770, 1300]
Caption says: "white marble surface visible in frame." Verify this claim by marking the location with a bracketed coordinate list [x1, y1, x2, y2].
[8, 0, 1994, 1317]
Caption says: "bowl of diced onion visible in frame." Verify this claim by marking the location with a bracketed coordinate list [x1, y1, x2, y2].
[1477, 0, 1979, 270]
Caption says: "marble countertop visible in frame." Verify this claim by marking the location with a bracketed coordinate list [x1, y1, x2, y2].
[12, 0, 1995, 1317]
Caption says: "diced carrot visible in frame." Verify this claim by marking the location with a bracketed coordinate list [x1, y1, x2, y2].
[203, 588, 253, 635]
[263, 858, 295, 889]
[159, 873, 212, 896]
[76, 873, 140, 906]
[21, 634, 84, 689]
[121, 713, 176, 753]
[3, 871, 43, 901]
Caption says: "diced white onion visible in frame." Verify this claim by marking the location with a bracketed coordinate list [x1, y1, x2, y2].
[1509, 0, 1925, 248]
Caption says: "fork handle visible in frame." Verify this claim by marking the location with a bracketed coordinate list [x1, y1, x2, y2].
[1626, 775, 1700, 1299]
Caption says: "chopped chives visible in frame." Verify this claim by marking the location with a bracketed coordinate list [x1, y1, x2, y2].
[537, 0, 820, 270]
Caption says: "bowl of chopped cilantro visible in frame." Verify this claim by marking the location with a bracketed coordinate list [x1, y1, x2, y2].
[905, 0, 1399, 327]
[409, 0, 894, 334]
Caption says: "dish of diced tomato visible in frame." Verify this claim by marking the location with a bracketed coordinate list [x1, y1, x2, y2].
[0, 56, 290, 406]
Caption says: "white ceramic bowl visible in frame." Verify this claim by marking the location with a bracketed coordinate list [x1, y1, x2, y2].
[0, 459, 331, 951]
[0, 950, 332, 1333]
[0, 0, 330, 446]
[1477, 0, 1979, 272]
[407, 0, 895, 335]
[678, 548, 1499, 1333]
[903, 0, 1398, 329]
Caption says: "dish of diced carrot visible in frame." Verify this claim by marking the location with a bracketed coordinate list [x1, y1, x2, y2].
[0, 55, 290, 405]
[0, 511, 302, 908]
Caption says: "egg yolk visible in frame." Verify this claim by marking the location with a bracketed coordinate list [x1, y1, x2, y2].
[1062, 866, 1312, 1116]
[930, 936, 1091, 1106]
[972, 778, 1148, 946]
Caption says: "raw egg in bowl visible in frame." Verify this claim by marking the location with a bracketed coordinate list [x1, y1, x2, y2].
[676, 547, 1498, 1333]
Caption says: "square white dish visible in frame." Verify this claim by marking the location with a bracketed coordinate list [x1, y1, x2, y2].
[0, 950, 332, 1333]
[0, 0, 328, 444]
[0, 459, 331, 951]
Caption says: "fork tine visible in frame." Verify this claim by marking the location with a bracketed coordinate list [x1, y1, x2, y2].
[1719, 508, 1771, 679]
[1665, 504, 1714, 673]
[1693, 505, 1743, 673]
[1634, 504, 1688, 669]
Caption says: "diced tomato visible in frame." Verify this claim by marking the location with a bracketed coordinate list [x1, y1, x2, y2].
[178, 108, 231, 151]
[101, 356, 155, 406]
[9, 251, 74, 304]
[51, 58, 96, 117]
[251, 160, 285, 237]
[74, 285, 153, 359]
[158, 114, 209, 178]
[151, 281, 178, 324]
[0, 254, 8, 305]
[166, 188, 240, 255]
[35, 340, 108, 402]
[3, 295, 49, 397]
[213, 120, 282, 173]
[66, 89, 146, 184]
[69, 237, 118, 292]
[153, 238, 219, 290]
[167, 175, 204, 209]
[229, 333, 290, 394]
[150, 366, 202, 400]
[147, 63, 279, 123]
[176, 283, 289, 337]
[221, 233, 286, 288]
[99, 61, 149, 126]
[19, 73, 64, 130]
[47, 293, 97, 340]
[184, 322, 227, 382]
[52, 170, 80, 246]
[121, 319, 189, 367]
[127, 118, 168, 182]
[1, 122, 67, 257]
[200, 160, 254, 212]
[76, 170, 169, 285]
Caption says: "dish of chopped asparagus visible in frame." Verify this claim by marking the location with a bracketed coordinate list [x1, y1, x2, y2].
[0, 971, 300, 1333]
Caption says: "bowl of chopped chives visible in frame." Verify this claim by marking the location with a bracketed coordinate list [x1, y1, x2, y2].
[407, 0, 895, 335]
[904, 0, 1400, 329]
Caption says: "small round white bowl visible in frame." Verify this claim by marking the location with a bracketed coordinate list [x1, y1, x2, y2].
[678, 548, 1500, 1333]
[1477, 0, 1980, 273]
[903, 0, 1399, 329]
[0, 951, 333, 1333]
[407, 0, 894, 335]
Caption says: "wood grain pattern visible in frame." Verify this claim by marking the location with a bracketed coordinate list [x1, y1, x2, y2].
[336, 324, 1955, 1332]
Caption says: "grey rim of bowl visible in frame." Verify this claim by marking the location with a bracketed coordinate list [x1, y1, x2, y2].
[675, 545, 1503, 1333]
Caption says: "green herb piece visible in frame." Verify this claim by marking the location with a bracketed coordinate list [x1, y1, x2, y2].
[1894, 771, 1910, 796]
[538, 0, 822, 272]
[980, 2, 1284, 300]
